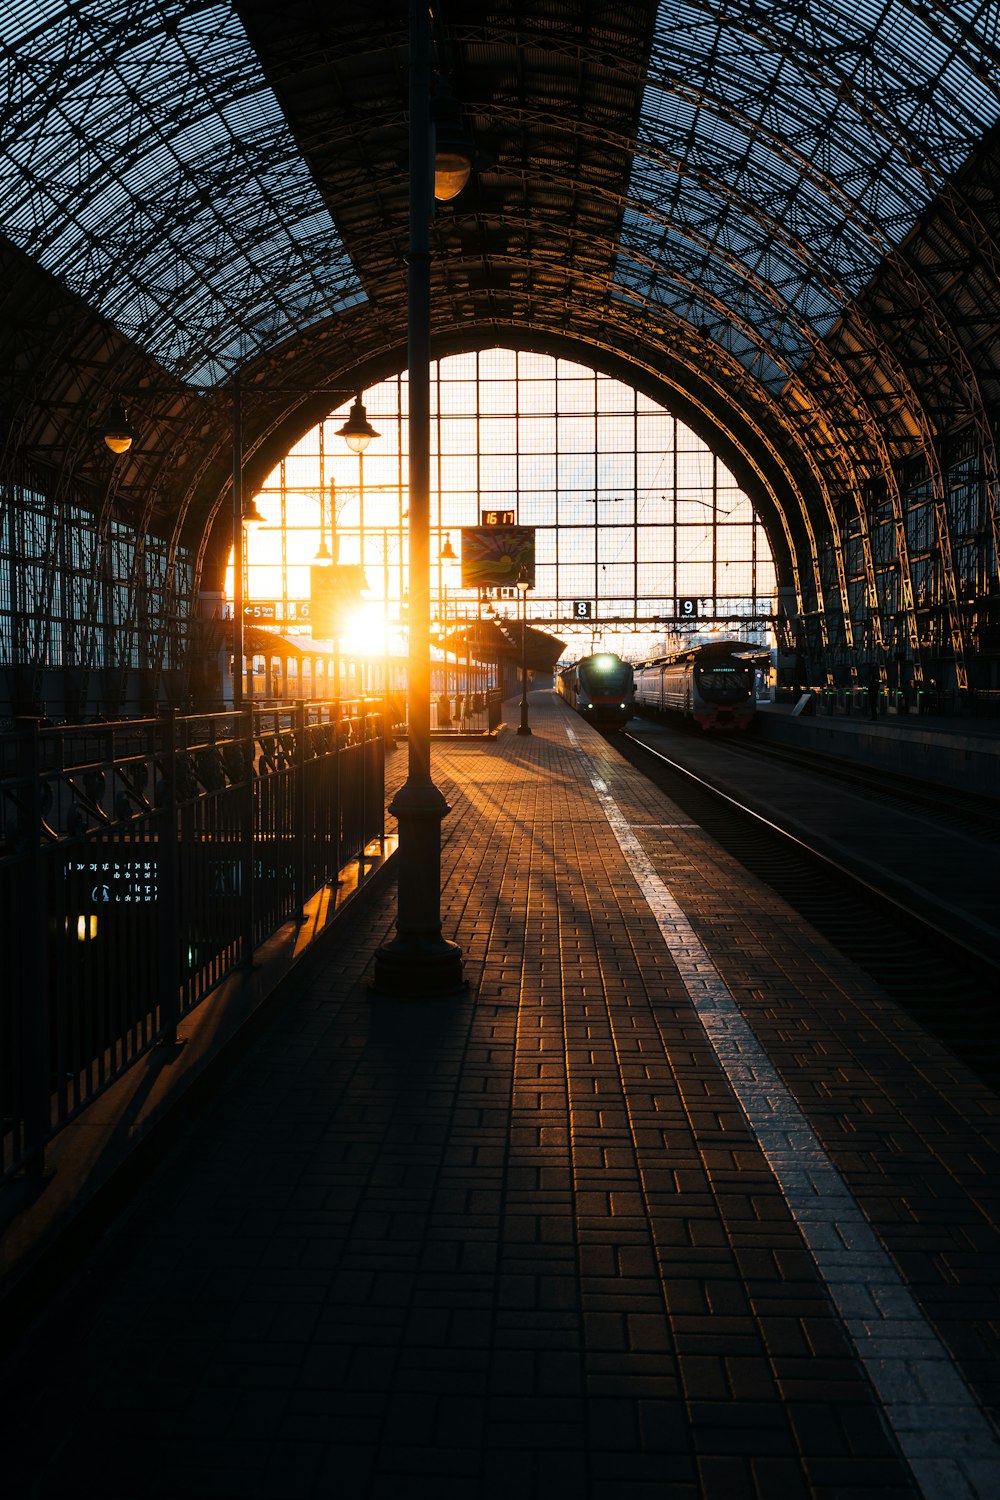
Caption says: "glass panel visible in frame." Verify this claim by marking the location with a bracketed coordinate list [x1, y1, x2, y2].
[0, 1, 363, 387]
[0, 484, 191, 686]
[233, 350, 777, 662]
[617, 0, 1000, 383]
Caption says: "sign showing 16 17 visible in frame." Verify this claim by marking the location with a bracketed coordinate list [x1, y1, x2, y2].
[676, 596, 714, 619]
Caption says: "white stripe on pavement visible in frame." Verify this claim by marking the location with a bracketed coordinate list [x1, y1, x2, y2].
[567, 726, 1000, 1500]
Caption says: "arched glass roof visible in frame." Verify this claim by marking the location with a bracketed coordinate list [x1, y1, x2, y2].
[617, 0, 1000, 387]
[0, 0, 365, 387]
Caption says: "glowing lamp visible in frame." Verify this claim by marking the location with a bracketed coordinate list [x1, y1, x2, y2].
[337, 395, 380, 454]
[433, 88, 476, 202]
[101, 398, 135, 454]
[242, 495, 266, 528]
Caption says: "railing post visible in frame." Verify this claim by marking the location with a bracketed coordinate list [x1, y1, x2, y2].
[358, 704, 368, 880]
[294, 699, 307, 923]
[157, 708, 182, 1047]
[334, 698, 344, 874]
[240, 705, 256, 967]
[17, 717, 49, 1178]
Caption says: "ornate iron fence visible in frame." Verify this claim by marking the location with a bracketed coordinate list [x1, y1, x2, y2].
[1, 701, 385, 1180]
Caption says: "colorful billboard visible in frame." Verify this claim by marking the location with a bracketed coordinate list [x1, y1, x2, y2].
[460, 525, 535, 588]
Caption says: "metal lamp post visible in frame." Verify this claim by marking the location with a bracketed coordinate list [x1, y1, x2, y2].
[516, 566, 532, 736]
[371, 0, 470, 998]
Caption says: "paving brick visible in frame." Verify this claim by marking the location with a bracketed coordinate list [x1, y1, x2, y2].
[696, 1454, 759, 1500]
[0, 696, 992, 1500]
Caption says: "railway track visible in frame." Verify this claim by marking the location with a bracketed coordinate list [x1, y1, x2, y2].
[716, 728, 1000, 840]
[616, 725, 1000, 1091]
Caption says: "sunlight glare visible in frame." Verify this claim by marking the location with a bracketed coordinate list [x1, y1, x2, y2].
[339, 602, 389, 655]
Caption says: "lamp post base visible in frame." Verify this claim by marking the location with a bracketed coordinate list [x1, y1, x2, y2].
[516, 722, 532, 736]
[371, 933, 466, 998]
[370, 776, 465, 998]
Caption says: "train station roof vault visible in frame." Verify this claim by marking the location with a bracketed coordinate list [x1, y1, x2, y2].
[2, 0, 999, 635]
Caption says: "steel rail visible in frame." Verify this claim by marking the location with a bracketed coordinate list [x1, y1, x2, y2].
[618, 726, 1000, 979]
[704, 730, 1000, 839]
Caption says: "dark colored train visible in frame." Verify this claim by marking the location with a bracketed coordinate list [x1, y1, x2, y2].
[633, 639, 767, 731]
[556, 652, 635, 728]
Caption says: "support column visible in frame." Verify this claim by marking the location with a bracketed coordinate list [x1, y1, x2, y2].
[372, 0, 463, 998]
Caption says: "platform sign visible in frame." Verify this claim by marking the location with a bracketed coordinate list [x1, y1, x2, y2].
[461, 525, 535, 588]
[572, 600, 592, 620]
[65, 857, 158, 905]
[243, 600, 312, 624]
[481, 509, 515, 526]
[310, 565, 366, 638]
[676, 596, 714, 619]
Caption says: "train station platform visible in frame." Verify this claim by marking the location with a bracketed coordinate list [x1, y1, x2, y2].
[755, 700, 1000, 798]
[1, 693, 999, 1500]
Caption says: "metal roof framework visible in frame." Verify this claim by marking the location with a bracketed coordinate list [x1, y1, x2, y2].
[1, 0, 999, 704]
[0, 0, 365, 387]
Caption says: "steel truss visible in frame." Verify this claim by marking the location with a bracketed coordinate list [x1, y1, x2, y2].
[2, 0, 1000, 706]
[0, 0, 364, 387]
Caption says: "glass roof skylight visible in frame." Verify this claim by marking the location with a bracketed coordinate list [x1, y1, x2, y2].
[0, 1, 365, 388]
[618, 0, 1000, 389]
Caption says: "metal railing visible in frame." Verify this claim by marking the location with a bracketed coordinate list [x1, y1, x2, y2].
[812, 685, 1000, 718]
[1, 700, 385, 1181]
[429, 683, 503, 733]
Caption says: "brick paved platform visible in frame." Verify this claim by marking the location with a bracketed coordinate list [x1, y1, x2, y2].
[1, 693, 998, 1499]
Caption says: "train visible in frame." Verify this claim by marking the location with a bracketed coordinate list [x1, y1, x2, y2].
[556, 652, 635, 728]
[633, 639, 767, 731]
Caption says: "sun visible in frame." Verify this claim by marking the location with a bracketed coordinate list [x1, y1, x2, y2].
[338, 602, 390, 656]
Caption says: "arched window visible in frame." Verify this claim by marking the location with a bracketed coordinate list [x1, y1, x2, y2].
[228, 349, 776, 662]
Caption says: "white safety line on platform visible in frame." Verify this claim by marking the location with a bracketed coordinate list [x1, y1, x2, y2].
[566, 724, 1000, 1500]
[629, 823, 699, 829]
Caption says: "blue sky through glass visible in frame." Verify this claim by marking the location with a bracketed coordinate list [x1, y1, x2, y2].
[0, 1, 364, 387]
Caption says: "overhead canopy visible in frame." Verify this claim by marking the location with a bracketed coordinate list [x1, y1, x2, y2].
[238, 626, 315, 659]
[442, 620, 567, 674]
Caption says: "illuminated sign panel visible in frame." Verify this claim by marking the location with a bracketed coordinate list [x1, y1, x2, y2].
[243, 600, 312, 624]
[461, 526, 535, 588]
[66, 858, 158, 905]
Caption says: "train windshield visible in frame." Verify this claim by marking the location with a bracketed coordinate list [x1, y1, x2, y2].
[585, 655, 632, 692]
[695, 663, 753, 703]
